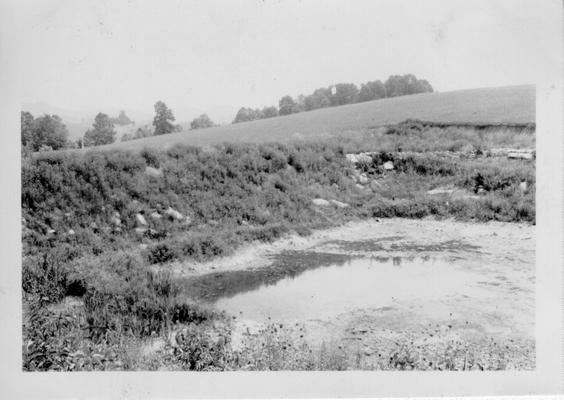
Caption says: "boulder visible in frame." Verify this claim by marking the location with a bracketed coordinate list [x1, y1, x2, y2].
[427, 187, 455, 195]
[150, 211, 162, 219]
[346, 153, 373, 164]
[135, 227, 147, 235]
[358, 173, 369, 185]
[130, 200, 142, 212]
[330, 200, 349, 208]
[519, 181, 529, 192]
[111, 212, 122, 226]
[136, 213, 148, 226]
[165, 207, 184, 221]
[383, 161, 394, 170]
[68, 229, 75, 235]
[508, 152, 534, 160]
[145, 166, 164, 178]
[312, 198, 330, 206]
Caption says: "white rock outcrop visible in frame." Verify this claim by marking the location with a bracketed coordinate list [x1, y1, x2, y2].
[145, 166, 164, 178]
[346, 153, 373, 164]
[136, 213, 148, 226]
[312, 198, 330, 206]
[358, 173, 369, 184]
[330, 200, 349, 208]
[165, 207, 184, 221]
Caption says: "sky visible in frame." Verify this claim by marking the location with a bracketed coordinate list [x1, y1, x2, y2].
[5, 0, 562, 122]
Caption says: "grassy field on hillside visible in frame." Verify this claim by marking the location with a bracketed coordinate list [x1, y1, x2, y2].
[82, 85, 535, 152]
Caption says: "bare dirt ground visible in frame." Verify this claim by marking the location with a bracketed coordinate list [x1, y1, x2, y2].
[167, 217, 534, 281]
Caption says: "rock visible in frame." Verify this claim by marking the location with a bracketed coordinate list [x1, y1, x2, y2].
[427, 187, 455, 195]
[64, 212, 71, 217]
[139, 243, 148, 250]
[136, 213, 148, 226]
[519, 181, 528, 192]
[165, 207, 184, 221]
[508, 152, 534, 160]
[312, 198, 330, 206]
[111, 213, 122, 226]
[477, 188, 486, 195]
[145, 166, 164, 178]
[130, 200, 142, 212]
[355, 183, 364, 189]
[358, 173, 369, 185]
[150, 212, 162, 219]
[68, 229, 75, 235]
[383, 161, 394, 170]
[135, 227, 147, 235]
[330, 200, 349, 208]
[47, 228, 56, 235]
[346, 153, 373, 164]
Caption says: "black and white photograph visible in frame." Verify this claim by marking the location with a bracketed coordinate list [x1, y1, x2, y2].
[1, 0, 563, 398]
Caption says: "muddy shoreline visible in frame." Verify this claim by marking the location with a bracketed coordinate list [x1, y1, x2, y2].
[163, 217, 535, 369]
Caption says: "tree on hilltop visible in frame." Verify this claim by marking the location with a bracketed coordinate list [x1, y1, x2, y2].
[359, 80, 386, 102]
[261, 106, 278, 118]
[278, 96, 297, 115]
[24, 113, 69, 151]
[153, 101, 176, 135]
[83, 113, 116, 147]
[190, 113, 216, 130]
[112, 110, 133, 126]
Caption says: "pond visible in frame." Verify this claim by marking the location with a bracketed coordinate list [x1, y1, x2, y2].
[199, 253, 492, 324]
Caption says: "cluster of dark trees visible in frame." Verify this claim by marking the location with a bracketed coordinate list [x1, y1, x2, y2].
[232, 106, 279, 123]
[21, 112, 72, 152]
[21, 102, 185, 151]
[232, 74, 433, 123]
[190, 113, 216, 130]
[110, 110, 134, 126]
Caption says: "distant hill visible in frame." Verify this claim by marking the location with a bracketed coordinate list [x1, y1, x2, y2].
[83, 85, 533, 152]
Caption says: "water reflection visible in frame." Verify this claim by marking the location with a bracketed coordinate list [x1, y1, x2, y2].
[181, 251, 354, 302]
[211, 255, 485, 323]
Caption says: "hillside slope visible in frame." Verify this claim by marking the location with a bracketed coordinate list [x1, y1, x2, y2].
[88, 85, 534, 152]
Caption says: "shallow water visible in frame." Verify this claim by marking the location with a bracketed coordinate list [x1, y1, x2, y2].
[213, 255, 493, 323]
